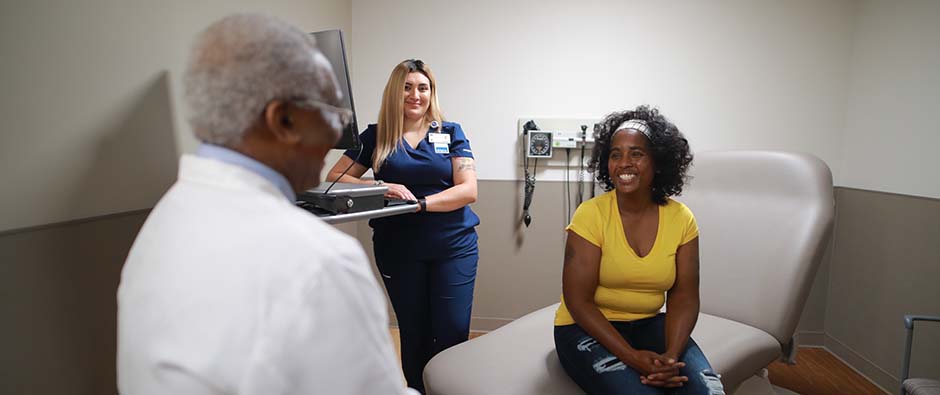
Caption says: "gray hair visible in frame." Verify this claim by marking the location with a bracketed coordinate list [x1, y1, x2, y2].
[184, 13, 341, 145]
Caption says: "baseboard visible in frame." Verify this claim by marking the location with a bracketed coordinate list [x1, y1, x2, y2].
[823, 334, 896, 394]
[795, 330, 826, 347]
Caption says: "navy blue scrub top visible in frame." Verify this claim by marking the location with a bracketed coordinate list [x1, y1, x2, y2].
[344, 121, 481, 246]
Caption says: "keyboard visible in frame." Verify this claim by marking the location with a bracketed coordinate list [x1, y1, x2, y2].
[385, 198, 417, 207]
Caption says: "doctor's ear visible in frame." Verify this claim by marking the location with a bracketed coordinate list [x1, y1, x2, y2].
[263, 100, 301, 144]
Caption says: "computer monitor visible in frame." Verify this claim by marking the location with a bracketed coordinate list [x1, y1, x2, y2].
[311, 29, 360, 150]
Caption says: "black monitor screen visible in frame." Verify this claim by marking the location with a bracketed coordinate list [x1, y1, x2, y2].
[311, 29, 359, 150]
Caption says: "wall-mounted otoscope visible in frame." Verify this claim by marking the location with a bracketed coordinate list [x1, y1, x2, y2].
[522, 120, 539, 227]
[577, 124, 588, 207]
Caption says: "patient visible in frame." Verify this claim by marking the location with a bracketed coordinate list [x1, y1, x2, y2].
[554, 105, 724, 394]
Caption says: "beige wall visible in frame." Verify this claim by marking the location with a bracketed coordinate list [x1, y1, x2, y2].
[794, 231, 833, 344]
[0, 211, 149, 395]
[825, 1, 940, 389]
[824, 188, 940, 390]
[0, 0, 352, 233]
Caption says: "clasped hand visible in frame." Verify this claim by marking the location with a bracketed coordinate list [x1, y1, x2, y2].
[626, 350, 688, 388]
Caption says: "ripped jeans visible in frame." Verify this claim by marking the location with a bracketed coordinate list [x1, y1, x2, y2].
[554, 314, 724, 395]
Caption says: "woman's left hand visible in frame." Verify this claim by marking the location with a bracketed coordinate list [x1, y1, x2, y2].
[640, 356, 687, 388]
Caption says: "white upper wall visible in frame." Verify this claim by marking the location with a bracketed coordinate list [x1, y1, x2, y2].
[0, 0, 351, 232]
[351, 0, 857, 183]
[839, 0, 940, 199]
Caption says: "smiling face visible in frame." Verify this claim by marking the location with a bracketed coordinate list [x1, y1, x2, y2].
[607, 129, 655, 197]
[402, 71, 431, 122]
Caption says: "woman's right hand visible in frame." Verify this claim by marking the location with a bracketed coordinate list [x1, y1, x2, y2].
[383, 183, 417, 201]
[624, 350, 685, 378]
[640, 356, 688, 388]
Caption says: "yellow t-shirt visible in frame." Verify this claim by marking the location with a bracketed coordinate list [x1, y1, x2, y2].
[554, 191, 699, 326]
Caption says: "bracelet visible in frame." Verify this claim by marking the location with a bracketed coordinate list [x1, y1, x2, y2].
[418, 198, 427, 212]
[374, 179, 384, 185]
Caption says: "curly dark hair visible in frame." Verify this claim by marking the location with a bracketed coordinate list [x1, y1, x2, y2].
[589, 105, 693, 205]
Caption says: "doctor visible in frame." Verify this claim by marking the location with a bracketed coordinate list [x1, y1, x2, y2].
[117, 14, 416, 395]
[327, 59, 479, 393]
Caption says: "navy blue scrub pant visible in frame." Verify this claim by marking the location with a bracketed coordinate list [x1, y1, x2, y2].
[373, 231, 478, 394]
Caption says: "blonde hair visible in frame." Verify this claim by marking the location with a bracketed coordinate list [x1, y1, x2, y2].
[373, 59, 444, 172]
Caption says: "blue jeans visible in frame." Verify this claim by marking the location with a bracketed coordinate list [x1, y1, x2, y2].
[554, 314, 725, 395]
[374, 231, 478, 394]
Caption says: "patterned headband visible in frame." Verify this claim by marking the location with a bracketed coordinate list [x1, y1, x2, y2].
[615, 119, 651, 139]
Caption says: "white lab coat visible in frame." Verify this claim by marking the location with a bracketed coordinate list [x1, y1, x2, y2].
[117, 154, 415, 395]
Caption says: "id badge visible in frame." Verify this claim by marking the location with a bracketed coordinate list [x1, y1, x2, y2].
[428, 132, 451, 145]
[434, 143, 449, 154]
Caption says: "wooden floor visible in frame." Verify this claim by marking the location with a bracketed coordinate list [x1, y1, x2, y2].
[389, 329, 887, 395]
[767, 347, 888, 395]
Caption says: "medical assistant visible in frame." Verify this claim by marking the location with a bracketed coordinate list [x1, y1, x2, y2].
[348, 122, 480, 250]
[118, 145, 415, 395]
[344, 122, 480, 392]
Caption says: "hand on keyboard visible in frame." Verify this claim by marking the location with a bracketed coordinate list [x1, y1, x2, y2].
[385, 197, 417, 207]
